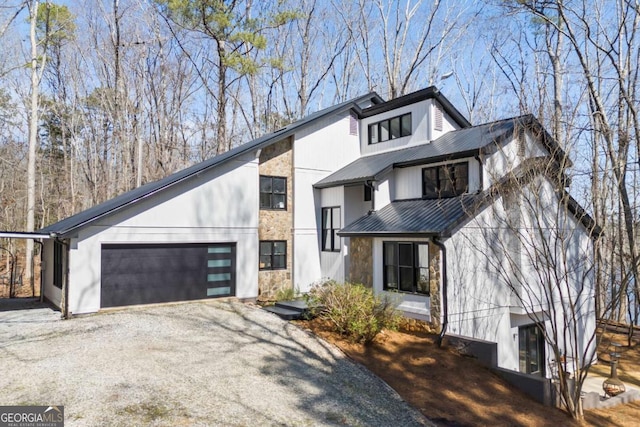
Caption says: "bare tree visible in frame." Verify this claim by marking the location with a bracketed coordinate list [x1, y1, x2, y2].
[514, 0, 640, 340]
[24, 0, 49, 292]
[454, 152, 600, 420]
[349, 0, 474, 99]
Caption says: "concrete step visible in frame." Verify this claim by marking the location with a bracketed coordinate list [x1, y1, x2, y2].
[275, 299, 308, 312]
[263, 305, 303, 320]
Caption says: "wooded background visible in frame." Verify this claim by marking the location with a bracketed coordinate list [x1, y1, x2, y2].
[0, 0, 638, 326]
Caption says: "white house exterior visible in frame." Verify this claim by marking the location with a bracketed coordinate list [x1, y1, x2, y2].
[36, 87, 599, 383]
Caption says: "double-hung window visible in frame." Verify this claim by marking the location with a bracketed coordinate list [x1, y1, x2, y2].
[422, 162, 468, 198]
[369, 113, 411, 144]
[321, 207, 341, 252]
[383, 242, 429, 295]
[259, 241, 286, 270]
[260, 176, 287, 209]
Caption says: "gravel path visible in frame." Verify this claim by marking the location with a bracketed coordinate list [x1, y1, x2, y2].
[0, 300, 430, 426]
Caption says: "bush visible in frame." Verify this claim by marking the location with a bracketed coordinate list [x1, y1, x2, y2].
[306, 280, 401, 344]
[275, 286, 298, 302]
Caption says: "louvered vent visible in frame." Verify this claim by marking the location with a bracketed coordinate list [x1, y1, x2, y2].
[434, 104, 443, 131]
[349, 113, 358, 136]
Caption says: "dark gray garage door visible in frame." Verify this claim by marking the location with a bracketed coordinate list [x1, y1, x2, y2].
[101, 243, 236, 308]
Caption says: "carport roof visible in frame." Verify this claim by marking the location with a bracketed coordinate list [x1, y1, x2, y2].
[38, 91, 383, 237]
[0, 231, 51, 239]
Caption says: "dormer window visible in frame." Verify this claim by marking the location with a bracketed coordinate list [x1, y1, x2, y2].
[368, 113, 411, 144]
[422, 162, 468, 198]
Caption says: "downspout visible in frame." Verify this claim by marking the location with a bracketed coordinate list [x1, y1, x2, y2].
[35, 240, 44, 303]
[54, 236, 70, 319]
[433, 237, 448, 347]
[474, 155, 484, 191]
[365, 180, 376, 213]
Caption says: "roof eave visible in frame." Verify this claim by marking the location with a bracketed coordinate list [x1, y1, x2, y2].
[0, 231, 51, 239]
[40, 92, 382, 235]
[338, 230, 443, 238]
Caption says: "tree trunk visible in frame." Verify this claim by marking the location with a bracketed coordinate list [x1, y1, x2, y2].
[25, 0, 41, 294]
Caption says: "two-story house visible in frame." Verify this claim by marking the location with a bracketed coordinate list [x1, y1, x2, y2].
[36, 87, 597, 384]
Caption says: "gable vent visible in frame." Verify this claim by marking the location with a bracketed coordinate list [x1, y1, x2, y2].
[349, 113, 358, 136]
[434, 104, 443, 131]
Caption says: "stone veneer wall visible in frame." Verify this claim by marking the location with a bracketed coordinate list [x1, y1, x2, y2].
[349, 239, 442, 331]
[348, 237, 373, 287]
[429, 241, 442, 332]
[258, 137, 293, 301]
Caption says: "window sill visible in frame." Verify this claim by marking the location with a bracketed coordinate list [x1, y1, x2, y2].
[383, 289, 429, 297]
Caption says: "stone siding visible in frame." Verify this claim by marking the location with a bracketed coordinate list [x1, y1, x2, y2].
[258, 137, 293, 301]
[348, 238, 373, 287]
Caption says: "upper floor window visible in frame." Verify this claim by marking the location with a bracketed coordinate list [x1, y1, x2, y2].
[322, 207, 341, 252]
[260, 175, 286, 210]
[422, 162, 468, 198]
[368, 113, 411, 144]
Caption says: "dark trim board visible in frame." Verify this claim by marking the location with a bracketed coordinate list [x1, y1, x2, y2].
[100, 242, 236, 308]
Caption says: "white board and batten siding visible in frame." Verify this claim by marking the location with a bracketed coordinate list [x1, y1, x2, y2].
[42, 242, 62, 305]
[360, 100, 429, 156]
[483, 132, 549, 189]
[444, 180, 597, 375]
[44, 154, 260, 314]
[360, 99, 463, 157]
[293, 111, 361, 291]
[318, 186, 346, 284]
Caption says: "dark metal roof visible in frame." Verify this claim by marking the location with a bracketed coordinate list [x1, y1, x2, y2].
[315, 115, 519, 188]
[39, 92, 382, 236]
[338, 196, 483, 237]
[359, 86, 472, 128]
[315, 115, 568, 189]
[339, 157, 601, 239]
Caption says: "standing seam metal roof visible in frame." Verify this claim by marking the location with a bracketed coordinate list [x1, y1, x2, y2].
[338, 157, 601, 239]
[338, 195, 483, 237]
[39, 92, 382, 236]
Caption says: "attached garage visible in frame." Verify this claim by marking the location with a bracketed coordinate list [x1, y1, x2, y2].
[100, 243, 236, 308]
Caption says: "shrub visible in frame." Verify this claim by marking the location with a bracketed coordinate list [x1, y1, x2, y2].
[275, 286, 297, 302]
[307, 280, 400, 344]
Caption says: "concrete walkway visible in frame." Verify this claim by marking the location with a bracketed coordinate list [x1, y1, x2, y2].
[582, 373, 640, 409]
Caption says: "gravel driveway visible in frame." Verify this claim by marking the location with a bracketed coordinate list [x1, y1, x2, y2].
[0, 300, 429, 426]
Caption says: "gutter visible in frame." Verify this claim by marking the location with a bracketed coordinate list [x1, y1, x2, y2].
[433, 237, 448, 347]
